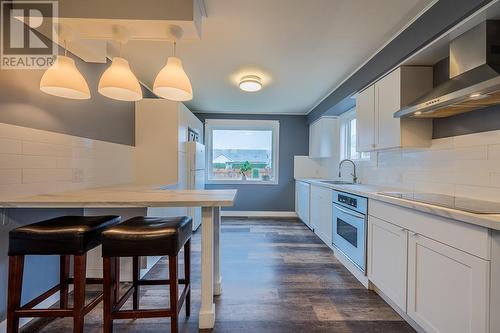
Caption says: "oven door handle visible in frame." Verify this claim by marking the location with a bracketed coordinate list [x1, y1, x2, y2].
[333, 204, 366, 219]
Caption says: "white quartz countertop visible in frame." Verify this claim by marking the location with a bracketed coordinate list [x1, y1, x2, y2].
[296, 178, 500, 231]
[0, 184, 237, 208]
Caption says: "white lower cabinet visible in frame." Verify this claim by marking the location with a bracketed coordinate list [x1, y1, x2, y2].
[295, 181, 310, 227]
[310, 185, 333, 245]
[407, 233, 490, 333]
[368, 200, 492, 333]
[368, 216, 407, 311]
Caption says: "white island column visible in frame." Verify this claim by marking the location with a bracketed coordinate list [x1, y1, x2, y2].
[213, 206, 222, 295]
[199, 206, 215, 328]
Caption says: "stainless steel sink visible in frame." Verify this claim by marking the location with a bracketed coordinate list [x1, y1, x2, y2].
[320, 180, 355, 185]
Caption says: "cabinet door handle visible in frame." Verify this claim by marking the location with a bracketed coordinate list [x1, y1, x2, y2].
[412, 232, 419, 238]
[400, 228, 406, 232]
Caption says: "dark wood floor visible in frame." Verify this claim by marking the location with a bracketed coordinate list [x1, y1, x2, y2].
[24, 217, 415, 333]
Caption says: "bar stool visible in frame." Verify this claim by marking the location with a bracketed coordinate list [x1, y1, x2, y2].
[7, 215, 121, 333]
[101, 216, 192, 333]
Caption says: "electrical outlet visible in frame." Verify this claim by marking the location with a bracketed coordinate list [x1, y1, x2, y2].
[72, 168, 84, 183]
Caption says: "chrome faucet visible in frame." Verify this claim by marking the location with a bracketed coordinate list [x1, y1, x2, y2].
[338, 159, 358, 184]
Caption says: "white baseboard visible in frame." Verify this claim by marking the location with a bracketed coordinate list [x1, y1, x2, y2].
[331, 246, 369, 288]
[0, 287, 72, 331]
[221, 211, 298, 218]
[370, 284, 425, 333]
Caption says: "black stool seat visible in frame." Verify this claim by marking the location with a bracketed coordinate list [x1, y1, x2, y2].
[101, 216, 192, 257]
[9, 215, 121, 255]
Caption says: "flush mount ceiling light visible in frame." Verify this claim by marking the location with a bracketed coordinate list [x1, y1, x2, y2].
[239, 75, 262, 92]
[153, 25, 193, 102]
[40, 25, 90, 99]
[98, 26, 142, 102]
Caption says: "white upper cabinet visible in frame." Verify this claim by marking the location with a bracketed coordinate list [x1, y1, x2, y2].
[356, 85, 376, 151]
[309, 117, 337, 158]
[356, 66, 433, 152]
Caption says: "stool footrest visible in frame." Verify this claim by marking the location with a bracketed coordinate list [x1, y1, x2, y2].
[112, 309, 173, 319]
[15, 309, 74, 318]
[66, 277, 103, 285]
[135, 278, 187, 286]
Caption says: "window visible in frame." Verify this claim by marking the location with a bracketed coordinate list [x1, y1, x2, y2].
[205, 119, 279, 184]
[340, 110, 370, 161]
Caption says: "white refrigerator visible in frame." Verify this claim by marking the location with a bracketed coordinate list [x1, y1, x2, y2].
[186, 141, 205, 231]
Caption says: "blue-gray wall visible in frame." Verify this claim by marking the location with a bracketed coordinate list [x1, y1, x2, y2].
[195, 113, 309, 212]
[0, 44, 144, 146]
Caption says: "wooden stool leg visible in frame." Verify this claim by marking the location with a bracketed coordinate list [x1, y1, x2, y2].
[73, 254, 87, 333]
[103, 257, 115, 333]
[169, 255, 179, 333]
[7, 255, 24, 333]
[114, 257, 120, 304]
[184, 240, 191, 317]
[132, 256, 139, 310]
[60, 255, 70, 308]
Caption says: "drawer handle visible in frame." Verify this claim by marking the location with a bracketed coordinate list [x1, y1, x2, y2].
[412, 232, 419, 238]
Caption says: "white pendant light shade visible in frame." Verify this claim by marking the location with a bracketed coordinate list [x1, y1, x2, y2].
[40, 55, 90, 99]
[153, 56, 193, 101]
[98, 57, 142, 101]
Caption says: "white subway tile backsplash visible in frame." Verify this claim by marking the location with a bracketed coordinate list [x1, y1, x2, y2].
[487, 144, 500, 159]
[353, 129, 500, 202]
[490, 173, 500, 187]
[0, 122, 135, 199]
[0, 138, 22, 154]
[20, 155, 72, 169]
[23, 169, 73, 183]
[0, 169, 22, 185]
[22, 141, 72, 157]
[0, 154, 23, 169]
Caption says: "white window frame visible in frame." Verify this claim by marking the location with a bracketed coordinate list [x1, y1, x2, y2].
[205, 119, 280, 185]
[339, 108, 370, 162]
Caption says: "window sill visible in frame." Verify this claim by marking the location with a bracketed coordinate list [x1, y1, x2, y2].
[206, 179, 279, 185]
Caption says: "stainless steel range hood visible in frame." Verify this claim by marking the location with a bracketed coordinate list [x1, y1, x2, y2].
[395, 20, 500, 118]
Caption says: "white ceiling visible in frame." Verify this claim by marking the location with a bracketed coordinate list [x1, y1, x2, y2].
[120, 0, 435, 114]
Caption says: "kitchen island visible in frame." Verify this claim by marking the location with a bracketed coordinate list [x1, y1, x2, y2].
[0, 184, 237, 330]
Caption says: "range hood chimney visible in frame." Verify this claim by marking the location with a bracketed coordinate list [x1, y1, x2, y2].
[395, 20, 500, 118]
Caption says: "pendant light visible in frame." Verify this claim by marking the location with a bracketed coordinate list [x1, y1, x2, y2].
[153, 25, 193, 101]
[98, 26, 142, 101]
[40, 39, 91, 100]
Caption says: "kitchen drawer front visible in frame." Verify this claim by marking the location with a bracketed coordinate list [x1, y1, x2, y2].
[369, 200, 490, 260]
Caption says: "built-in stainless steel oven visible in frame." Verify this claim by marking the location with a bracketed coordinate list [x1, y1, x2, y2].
[332, 190, 368, 273]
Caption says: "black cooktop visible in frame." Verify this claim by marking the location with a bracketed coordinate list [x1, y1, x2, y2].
[379, 192, 500, 214]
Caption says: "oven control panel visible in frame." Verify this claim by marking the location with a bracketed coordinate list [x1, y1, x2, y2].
[338, 194, 357, 208]
[333, 190, 367, 215]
